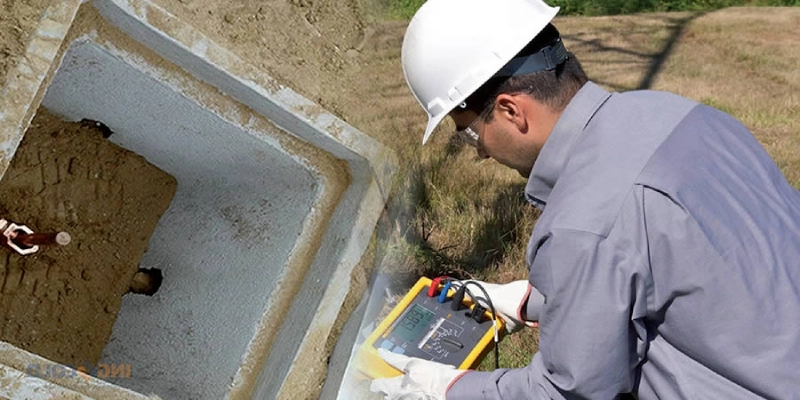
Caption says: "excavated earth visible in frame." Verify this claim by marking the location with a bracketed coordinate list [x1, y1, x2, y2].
[0, 109, 176, 367]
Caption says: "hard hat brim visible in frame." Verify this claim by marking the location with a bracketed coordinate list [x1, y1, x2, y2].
[422, 113, 447, 145]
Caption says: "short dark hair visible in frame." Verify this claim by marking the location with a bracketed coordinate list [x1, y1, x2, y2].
[461, 24, 588, 121]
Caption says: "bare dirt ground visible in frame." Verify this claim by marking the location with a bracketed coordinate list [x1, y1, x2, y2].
[150, 0, 423, 154]
[0, 108, 176, 367]
[0, 0, 54, 88]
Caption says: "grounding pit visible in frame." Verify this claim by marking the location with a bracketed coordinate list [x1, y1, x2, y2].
[26, 37, 321, 399]
[0, 0, 398, 397]
[0, 108, 176, 369]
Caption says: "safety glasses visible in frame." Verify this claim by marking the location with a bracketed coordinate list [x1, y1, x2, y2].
[455, 117, 480, 147]
[455, 98, 497, 147]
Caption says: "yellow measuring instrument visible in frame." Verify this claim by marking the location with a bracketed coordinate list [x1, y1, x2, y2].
[354, 276, 504, 379]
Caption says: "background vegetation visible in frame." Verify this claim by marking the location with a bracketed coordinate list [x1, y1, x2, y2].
[383, 0, 799, 19]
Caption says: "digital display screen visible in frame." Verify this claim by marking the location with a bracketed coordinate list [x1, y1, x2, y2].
[393, 304, 435, 343]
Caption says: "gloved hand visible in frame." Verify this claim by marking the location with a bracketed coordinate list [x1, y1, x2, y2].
[370, 348, 468, 400]
[456, 280, 543, 333]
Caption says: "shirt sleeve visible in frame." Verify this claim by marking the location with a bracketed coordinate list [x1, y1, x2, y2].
[447, 227, 651, 399]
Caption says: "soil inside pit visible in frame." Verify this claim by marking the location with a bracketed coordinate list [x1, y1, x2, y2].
[0, 108, 177, 368]
[0, 0, 55, 88]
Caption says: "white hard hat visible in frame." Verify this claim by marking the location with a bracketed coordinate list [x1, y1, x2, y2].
[402, 0, 560, 144]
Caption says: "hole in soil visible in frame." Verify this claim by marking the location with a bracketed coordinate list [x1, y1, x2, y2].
[128, 267, 163, 296]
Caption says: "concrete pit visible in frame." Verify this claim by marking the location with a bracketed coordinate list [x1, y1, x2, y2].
[0, 0, 396, 399]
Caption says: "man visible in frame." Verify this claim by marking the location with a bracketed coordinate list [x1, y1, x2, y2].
[369, 0, 800, 399]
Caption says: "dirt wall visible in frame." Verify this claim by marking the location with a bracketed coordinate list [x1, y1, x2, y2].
[0, 108, 176, 368]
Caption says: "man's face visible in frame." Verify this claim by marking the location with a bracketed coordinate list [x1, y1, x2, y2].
[450, 101, 540, 178]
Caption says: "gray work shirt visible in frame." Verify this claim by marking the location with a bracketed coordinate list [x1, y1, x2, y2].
[448, 81, 800, 399]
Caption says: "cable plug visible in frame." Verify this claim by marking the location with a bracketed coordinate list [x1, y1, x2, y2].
[427, 277, 444, 297]
[438, 281, 452, 303]
[469, 304, 487, 323]
[451, 285, 467, 311]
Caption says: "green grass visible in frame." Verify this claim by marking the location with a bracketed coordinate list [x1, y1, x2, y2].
[385, 0, 426, 19]
[379, 0, 799, 19]
[549, 0, 799, 15]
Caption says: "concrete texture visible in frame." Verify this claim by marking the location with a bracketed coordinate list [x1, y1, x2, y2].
[0, 0, 397, 398]
[0, 363, 93, 400]
[0, 342, 155, 399]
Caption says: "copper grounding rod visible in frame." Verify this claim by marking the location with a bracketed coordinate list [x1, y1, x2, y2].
[13, 232, 71, 247]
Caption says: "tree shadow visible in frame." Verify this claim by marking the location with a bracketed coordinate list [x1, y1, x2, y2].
[636, 12, 708, 89]
[463, 181, 535, 272]
[561, 11, 709, 90]
[377, 157, 536, 283]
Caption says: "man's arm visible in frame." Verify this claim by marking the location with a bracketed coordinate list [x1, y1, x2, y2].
[448, 228, 651, 399]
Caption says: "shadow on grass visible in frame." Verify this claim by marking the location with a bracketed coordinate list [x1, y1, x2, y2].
[561, 11, 708, 90]
[636, 12, 707, 89]
[466, 182, 533, 270]
[382, 138, 535, 282]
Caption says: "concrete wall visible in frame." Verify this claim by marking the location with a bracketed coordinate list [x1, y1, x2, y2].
[0, 0, 396, 398]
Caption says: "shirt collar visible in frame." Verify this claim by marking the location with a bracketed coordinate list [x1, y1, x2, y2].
[525, 81, 612, 208]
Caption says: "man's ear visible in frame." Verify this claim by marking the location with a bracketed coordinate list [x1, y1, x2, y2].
[495, 93, 528, 132]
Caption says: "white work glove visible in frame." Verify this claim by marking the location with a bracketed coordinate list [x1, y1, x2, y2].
[457, 280, 541, 333]
[370, 348, 468, 400]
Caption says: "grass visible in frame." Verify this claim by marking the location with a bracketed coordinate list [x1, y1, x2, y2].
[377, 0, 799, 19]
[358, 6, 800, 375]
